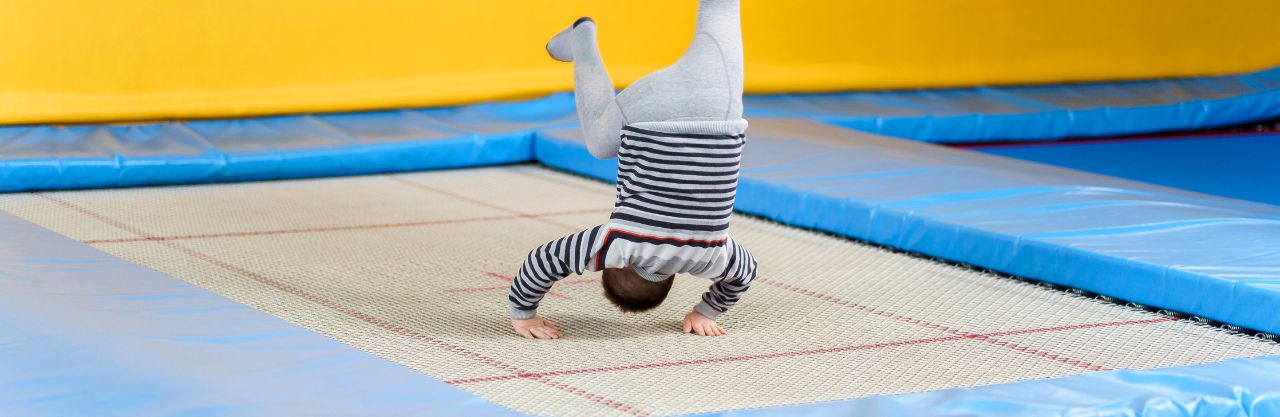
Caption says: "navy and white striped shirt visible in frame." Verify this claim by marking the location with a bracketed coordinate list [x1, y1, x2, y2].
[510, 120, 756, 320]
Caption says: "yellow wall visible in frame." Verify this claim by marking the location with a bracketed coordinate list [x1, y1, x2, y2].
[2, 0, 1279, 124]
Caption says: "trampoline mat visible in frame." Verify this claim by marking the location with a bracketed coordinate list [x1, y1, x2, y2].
[2, 165, 1278, 417]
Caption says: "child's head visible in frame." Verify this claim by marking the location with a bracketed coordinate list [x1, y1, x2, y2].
[602, 267, 674, 313]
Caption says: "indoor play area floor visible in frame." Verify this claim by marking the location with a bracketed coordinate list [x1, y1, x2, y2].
[3, 165, 1276, 417]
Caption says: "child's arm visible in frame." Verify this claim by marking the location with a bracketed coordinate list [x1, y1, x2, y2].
[509, 226, 603, 338]
[686, 238, 756, 335]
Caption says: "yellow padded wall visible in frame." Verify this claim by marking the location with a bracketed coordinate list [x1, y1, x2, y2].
[2, 0, 1279, 124]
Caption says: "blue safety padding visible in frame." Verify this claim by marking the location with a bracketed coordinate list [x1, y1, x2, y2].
[970, 133, 1280, 207]
[744, 66, 1280, 142]
[0, 94, 579, 193]
[6, 67, 1280, 192]
[698, 354, 1280, 417]
[534, 119, 1280, 336]
[0, 210, 523, 417]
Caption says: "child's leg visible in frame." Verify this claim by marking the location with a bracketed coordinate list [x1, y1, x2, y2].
[615, 0, 744, 123]
[544, 1, 744, 157]
[546, 19, 626, 159]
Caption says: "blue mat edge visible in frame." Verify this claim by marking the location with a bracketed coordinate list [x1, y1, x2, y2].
[694, 354, 1280, 417]
[745, 66, 1280, 142]
[0, 210, 527, 417]
[0, 129, 537, 193]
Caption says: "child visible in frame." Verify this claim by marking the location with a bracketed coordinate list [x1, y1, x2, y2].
[509, 0, 754, 339]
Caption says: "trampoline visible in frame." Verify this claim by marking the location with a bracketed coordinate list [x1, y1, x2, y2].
[5, 81, 1280, 416]
[7, 0, 1280, 411]
[3, 165, 1278, 417]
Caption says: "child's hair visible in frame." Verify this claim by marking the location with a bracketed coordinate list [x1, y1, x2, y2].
[602, 267, 674, 313]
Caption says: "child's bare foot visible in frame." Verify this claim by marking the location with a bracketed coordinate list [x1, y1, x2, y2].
[512, 316, 562, 339]
[682, 310, 726, 336]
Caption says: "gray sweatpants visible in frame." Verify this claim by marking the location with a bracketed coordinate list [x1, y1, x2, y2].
[544, 0, 744, 159]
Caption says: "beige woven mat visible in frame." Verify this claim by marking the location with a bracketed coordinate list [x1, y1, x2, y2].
[3, 165, 1277, 417]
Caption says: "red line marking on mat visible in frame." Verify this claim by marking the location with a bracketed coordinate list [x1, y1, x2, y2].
[388, 175, 582, 231]
[34, 193, 157, 238]
[448, 335, 966, 385]
[81, 208, 610, 244]
[754, 277, 1118, 371]
[980, 318, 1177, 337]
[444, 285, 519, 294]
[38, 193, 650, 417]
[483, 272, 575, 300]
[445, 316, 1170, 385]
[524, 168, 614, 192]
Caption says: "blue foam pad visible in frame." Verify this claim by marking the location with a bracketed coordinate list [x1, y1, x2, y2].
[0, 95, 579, 193]
[697, 355, 1280, 417]
[7, 66, 1280, 194]
[0, 211, 523, 417]
[745, 66, 1280, 142]
[535, 119, 1280, 335]
[970, 133, 1280, 206]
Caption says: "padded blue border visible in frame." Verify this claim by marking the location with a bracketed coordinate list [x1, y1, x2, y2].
[970, 133, 1280, 207]
[706, 355, 1280, 417]
[745, 66, 1280, 142]
[535, 120, 1280, 335]
[0, 94, 578, 192]
[0, 210, 524, 417]
[6, 66, 1280, 193]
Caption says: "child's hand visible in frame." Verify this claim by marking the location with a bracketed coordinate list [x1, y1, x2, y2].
[682, 310, 726, 336]
[512, 315, 562, 339]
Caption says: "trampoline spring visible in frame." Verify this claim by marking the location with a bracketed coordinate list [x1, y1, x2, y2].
[1156, 309, 1189, 319]
[1122, 301, 1146, 310]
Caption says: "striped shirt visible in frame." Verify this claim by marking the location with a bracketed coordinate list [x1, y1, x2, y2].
[510, 120, 756, 320]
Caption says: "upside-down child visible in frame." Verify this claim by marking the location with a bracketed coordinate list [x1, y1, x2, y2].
[508, 0, 755, 339]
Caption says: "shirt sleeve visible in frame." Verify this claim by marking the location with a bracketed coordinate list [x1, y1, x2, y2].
[509, 225, 603, 319]
[694, 237, 757, 320]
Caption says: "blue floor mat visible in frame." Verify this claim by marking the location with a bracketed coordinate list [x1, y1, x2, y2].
[746, 65, 1280, 142]
[969, 133, 1280, 206]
